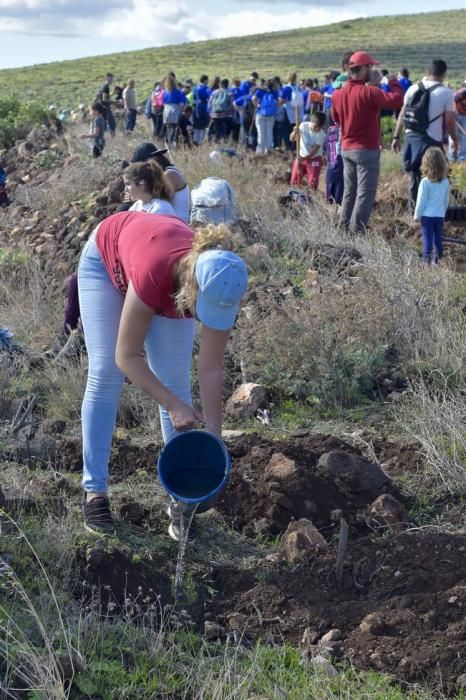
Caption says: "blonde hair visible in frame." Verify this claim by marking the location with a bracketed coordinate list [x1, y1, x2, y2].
[124, 161, 173, 200]
[421, 147, 449, 183]
[175, 224, 235, 315]
[164, 74, 176, 92]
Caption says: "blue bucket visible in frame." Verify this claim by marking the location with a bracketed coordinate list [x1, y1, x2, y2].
[157, 430, 231, 505]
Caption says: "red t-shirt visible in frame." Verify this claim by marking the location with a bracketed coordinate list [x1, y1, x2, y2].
[331, 79, 404, 150]
[96, 211, 194, 317]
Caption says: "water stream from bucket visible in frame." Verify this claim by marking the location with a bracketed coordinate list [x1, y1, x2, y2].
[174, 502, 199, 601]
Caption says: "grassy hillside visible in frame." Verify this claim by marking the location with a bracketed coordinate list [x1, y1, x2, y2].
[0, 9, 464, 108]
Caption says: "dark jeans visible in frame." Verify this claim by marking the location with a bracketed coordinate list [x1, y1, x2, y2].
[403, 132, 442, 211]
[326, 162, 344, 204]
[105, 109, 116, 135]
[65, 273, 80, 332]
[421, 216, 444, 262]
[92, 144, 104, 158]
[151, 112, 163, 138]
[212, 117, 233, 143]
[125, 109, 137, 132]
[340, 149, 380, 233]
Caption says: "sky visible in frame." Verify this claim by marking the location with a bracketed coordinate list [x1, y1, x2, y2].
[0, 0, 464, 70]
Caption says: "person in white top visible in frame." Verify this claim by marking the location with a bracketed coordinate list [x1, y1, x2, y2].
[289, 111, 326, 190]
[124, 161, 176, 217]
[130, 143, 191, 222]
[392, 59, 458, 211]
[414, 147, 450, 263]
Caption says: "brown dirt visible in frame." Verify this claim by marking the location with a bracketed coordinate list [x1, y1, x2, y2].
[67, 432, 466, 694]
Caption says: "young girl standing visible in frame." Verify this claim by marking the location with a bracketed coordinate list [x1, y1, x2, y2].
[124, 161, 176, 216]
[290, 111, 326, 191]
[414, 147, 450, 263]
[81, 103, 106, 158]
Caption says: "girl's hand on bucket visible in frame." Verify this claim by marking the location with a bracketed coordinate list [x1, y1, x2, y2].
[168, 399, 205, 432]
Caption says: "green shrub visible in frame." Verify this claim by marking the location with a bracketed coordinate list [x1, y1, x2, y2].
[0, 95, 49, 150]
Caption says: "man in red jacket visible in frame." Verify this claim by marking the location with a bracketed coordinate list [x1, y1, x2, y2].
[332, 51, 404, 233]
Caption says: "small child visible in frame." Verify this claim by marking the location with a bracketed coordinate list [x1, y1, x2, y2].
[414, 147, 450, 263]
[178, 105, 193, 147]
[290, 111, 326, 191]
[80, 102, 106, 158]
[325, 123, 344, 205]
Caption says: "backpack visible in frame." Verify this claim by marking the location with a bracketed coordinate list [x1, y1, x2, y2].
[289, 85, 304, 109]
[403, 82, 441, 133]
[144, 96, 152, 119]
[259, 91, 277, 117]
[151, 90, 164, 114]
[190, 177, 237, 225]
[211, 89, 231, 114]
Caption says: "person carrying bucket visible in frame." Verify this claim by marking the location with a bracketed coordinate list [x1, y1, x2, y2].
[78, 212, 248, 539]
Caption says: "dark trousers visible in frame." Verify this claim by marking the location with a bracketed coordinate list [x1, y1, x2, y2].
[212, 117, 233, 143]
[403, 132, 442, 211]
[92, 144, 104, 158]
[421, 216, 444, 262]
[125, 109, 137, 132]
[326, 167, 344, 204]
[65, 273, 80, 332]
[151, 112, 163, 138]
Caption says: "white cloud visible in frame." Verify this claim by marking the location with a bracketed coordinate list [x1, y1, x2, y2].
[0, 0, 359, 41]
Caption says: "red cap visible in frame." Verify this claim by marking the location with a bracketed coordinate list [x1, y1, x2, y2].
[349, 51, 379, 68]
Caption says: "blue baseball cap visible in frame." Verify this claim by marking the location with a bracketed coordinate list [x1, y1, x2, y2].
[195, 250, 248, 331]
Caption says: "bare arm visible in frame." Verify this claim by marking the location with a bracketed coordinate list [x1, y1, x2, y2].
[115, 282, 201, 431]
[392, 104, 406, 152]
[197, 325, 230, 437]
[164, 169, 186, 192]
[445, 111, 459, 151]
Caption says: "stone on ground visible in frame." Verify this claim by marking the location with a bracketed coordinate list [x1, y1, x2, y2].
[226, 382, 267, 420]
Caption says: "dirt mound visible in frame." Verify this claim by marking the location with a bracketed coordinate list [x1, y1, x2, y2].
[209, 531, 465, 694]
[217, 433, 401, 536]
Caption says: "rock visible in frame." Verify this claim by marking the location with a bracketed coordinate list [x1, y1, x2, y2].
[456, 674, 466, 690]
[301, 627, 319, 646]
[386, 391, 403, 402]
[41, 419, 67, 435]
[280, 518, 327, 565]
[303, 269, 320, 289]
[17, 141, 35, 158]
[222, 429, 247, 440]
[307, 243, 362, 273]
[253, 517, 272, 535]
[242, 243, 272, 271]
[107, 177, 125, 203]
[320, 629, 342, 644]
[368, 494, 407, 531]
[309, 654, 338, 677]
[359, 612, 386, 636]
[118, 499, 147, 525]
[226, 383, 267, 420]
[228, 612, 247, 631]
[320, 640, 344, 660]
[56, 652, 83, 681]
[265, 453, 299, 481]
[204, 621, 226, 641]
[318, 451, 390, 495]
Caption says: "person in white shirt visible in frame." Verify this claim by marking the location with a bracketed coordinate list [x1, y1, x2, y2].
[124, 161, 176, 216]
[414, 147, 450, 263]
[289, 111, 326, 190]
[392, 59, 458, 211]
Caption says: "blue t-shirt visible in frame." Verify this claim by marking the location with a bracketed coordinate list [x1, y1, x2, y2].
[229, 86, 242, 101]
[254, 88, 279, 117]
[234, 94, 252, 109]
[398, 77, 412, 93]
[194, 84, 211, 116]
[163, 88, 187, 105]
[240, 79, 255, 96]
[322, 84, 334, 111]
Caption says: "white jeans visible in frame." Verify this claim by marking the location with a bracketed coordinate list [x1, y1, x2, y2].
[78, 235, 195, 492]
[255, 115, 275, 153]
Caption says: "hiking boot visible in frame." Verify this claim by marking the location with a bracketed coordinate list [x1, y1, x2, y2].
[82, 494, 115, 535]
[167, 502, 198, 542]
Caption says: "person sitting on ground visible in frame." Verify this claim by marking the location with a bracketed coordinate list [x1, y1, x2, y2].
[78, 212, 248, 538]
[124, 161, 175, 216]
[414, 147, 450, 264]
[290, 111, 327, 191]
[80, 102, 106, 158]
